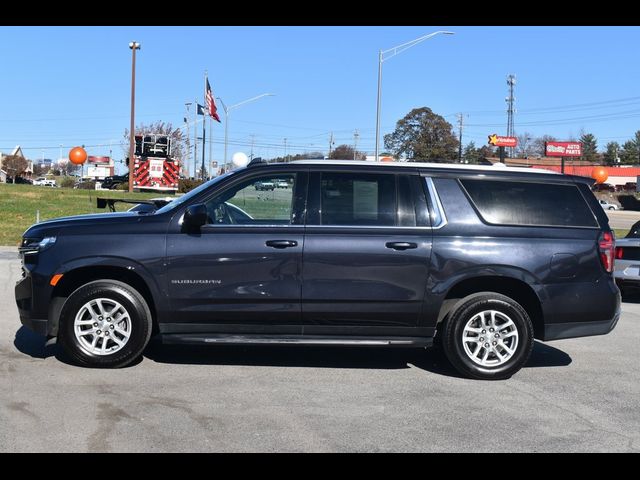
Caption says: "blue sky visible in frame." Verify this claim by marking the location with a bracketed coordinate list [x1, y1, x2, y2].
[1, 26, 639, 174]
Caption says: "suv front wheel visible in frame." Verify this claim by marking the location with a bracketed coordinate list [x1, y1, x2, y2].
[440, 292, 534, 380]
[58, 280, 153, 368]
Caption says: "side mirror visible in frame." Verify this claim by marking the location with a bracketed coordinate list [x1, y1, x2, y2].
[183, 203, 208, 231]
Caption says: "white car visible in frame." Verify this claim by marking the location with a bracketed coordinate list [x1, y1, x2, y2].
[32, 177, 57, 187]
[599, 199, 619, 211]
[615, 228, 640, 297]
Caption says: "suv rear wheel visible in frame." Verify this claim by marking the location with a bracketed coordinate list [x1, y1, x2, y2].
[440, 292, 534, 380]
[58, 280, 153, 368]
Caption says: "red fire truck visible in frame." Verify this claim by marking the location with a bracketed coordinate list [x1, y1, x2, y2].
[132, 134, 180, 192]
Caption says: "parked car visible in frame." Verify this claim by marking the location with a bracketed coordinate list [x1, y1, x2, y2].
[275, 180, 289, 188]
[16, 160, 620, 380]
[599, 199, 619, 210]
[614, 221, 640, 297]
[95, 196, 176, 214]
[624, 182, 637, 192]
[101, 173, 128, 190]
[33, 177, 57, 187]
[254, 180, 275, 191]
[592, 183, 615, 192]
[8, 176, 33, 184]
[73, 178, 96, 190]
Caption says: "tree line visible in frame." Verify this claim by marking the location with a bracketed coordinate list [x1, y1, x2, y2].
[382, 106, 640, 165]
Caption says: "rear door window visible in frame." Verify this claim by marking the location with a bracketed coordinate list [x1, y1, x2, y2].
[320, 172, 396, 226]
[460, 179, 598, 228]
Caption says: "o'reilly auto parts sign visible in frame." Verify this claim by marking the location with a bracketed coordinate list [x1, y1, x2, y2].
[545, 142, 582, 157]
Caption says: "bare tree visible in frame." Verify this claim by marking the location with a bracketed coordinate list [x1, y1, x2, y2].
[2, 154, 28, 179]
[531, 135, 558, 157]
[32, 164, 47, 177]
[123, 121, 190, 166]
[515, 132, 535, 158]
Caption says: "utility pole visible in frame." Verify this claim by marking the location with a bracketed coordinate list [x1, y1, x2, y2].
[506, 74, 516, 158]
[250, 134, 256, 159]
[457, 113, 464, 162]
[328, 132, 334, 159]
[284, 138, 288, 162]
[183, 103, 191, 177]
[353, 130, 360, 160]
[193, 97, 198, 179]
[128, 41, 141, 193]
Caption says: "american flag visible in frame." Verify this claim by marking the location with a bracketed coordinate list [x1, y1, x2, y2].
[205, 78, 221, 123]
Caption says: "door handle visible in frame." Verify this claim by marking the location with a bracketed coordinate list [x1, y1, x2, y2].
[266, 240, 298, 249]
[385, 241, 417, 251]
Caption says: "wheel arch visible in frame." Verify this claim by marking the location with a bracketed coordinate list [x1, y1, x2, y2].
[438, 275, 545, 340]
[50, 262, 161, 336]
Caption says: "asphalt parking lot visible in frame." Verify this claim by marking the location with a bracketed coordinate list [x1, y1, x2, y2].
[1, 246, 639, 452]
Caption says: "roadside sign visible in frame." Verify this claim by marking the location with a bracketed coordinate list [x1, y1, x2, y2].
[545, 142, 582, 157]
[488, 134, 517, 148]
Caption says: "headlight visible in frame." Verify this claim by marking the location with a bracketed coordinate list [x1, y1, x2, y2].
[20, 236, 56, 254]
[38, 237, 57, 250]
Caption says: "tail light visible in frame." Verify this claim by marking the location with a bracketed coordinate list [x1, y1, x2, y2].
[599, 231, 615, 273]
[615, 247, 624, 259]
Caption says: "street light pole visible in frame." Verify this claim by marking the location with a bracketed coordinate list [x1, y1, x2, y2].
[128, 41, 140, 193]
[217, 97, 229, 170]
[374, 31, 454, 162]
[217, 93, 275, 170]
[375, 49, 383, 163]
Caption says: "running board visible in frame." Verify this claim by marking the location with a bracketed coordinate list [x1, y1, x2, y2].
[161, 334, 432, 347]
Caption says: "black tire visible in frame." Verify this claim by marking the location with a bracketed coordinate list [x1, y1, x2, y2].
[440, 292, 534, 380]
[608, 206, 615, 211]
[58, 280, 153, 368]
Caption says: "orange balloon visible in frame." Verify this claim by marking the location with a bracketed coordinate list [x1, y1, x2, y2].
[591, 166, 608, 184]
[69, 146, 87, 165]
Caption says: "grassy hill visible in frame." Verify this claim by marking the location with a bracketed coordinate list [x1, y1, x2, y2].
[0, 184, 166, 246]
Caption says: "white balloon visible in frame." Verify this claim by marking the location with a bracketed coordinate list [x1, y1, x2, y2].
[232, 152, 249, 168]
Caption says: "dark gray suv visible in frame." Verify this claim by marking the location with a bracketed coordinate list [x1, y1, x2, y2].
[15, 160, 620, 379]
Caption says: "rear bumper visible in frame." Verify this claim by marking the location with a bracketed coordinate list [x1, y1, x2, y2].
[544, 315, 620, 341]
[544, 291, 621, 341]
[614, 258, 640, 285]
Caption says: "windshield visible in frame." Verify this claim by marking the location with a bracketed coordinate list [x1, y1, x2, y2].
[154, 170, 236, 214]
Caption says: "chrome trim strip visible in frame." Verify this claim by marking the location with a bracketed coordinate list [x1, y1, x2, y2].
[192, 177, 447, 231]
[425, 177, 448, 230]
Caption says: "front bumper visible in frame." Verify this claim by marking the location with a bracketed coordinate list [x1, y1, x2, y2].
[15, 274, 49, 336]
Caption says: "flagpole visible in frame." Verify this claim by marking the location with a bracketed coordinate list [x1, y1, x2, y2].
[202, 71, 207, 181]
[209, 116, 213, 177]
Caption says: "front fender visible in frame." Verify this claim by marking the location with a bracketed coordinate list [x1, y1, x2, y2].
[50, 255, 169, 330]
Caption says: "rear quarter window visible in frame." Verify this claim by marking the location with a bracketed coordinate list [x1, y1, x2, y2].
[460, 179, 598, 228]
